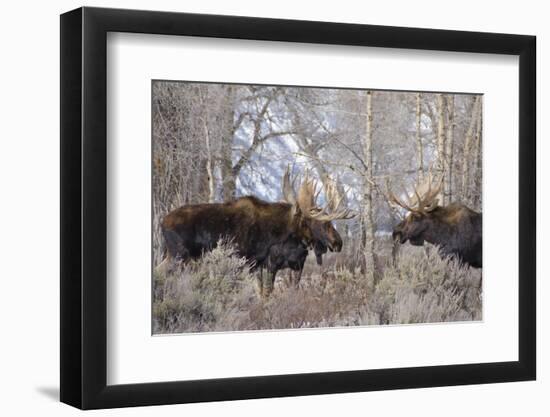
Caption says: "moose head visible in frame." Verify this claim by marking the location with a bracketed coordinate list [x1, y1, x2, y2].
[388, 172, 482, 268]
[282, 168, 355, 261]
[389, 173, 444, 246]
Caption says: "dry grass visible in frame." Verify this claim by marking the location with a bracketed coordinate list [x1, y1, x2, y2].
[153, 241, 482, 334]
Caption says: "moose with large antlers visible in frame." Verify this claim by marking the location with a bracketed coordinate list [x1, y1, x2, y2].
[158, 169, 355, 296]
[389, 174, 482, 268]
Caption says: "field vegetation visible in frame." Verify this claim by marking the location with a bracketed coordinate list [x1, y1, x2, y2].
[153, 240, 481, 334]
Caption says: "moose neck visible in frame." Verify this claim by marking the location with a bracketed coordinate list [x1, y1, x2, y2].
[420, 210, 456, 248]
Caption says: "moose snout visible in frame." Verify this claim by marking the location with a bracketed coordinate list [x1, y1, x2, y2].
[392, 230, 405, 244]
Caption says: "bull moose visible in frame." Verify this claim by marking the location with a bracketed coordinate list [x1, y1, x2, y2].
[389, 175, 482, 268]
[158, 169, 354, 296]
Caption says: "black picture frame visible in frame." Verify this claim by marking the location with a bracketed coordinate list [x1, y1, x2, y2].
[60, 6, 536, 410]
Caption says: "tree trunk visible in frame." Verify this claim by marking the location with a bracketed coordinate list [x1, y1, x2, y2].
[472, 97, 483, 209]
[219, 85, 236, 200]
[462, 96, 481, 203]
[229, 93, 276, 199]
[415, 92, 424, 183]
[198, 87, 216, 203]
[436, 94, 446, 201]
[202, 117, 215, 203]
[445, 95, 455, 204]
[362, 90, 375, 288]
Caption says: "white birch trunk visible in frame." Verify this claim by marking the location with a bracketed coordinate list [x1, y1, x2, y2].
[202, 115, 215, 203]
[198, 87, 216, 203]
[415, 92, 424, 183]
[445, 95, 455, 204]
[362, 90, 375, 288]
[472, 97, 483, 209]
[462, 96, 481, 203]
[220, 85, 236, 200]
[436, 94, 446, 202]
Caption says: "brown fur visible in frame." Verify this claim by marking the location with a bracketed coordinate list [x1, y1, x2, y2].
[159, 196, 344, 287]
[393, 203, 482, 268]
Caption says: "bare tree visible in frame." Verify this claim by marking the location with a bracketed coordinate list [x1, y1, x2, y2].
[436, 94, 446, 196]
[445, 95, 455, 204]
[472, 96, 483, 209]
[198, 86, 216, 203]
[461, 96, 482, 202]
[218, 85, 237, 200]
[362, 90, 376, 287]
[230, 87, 296, 197]
[415, 92, 424, 183]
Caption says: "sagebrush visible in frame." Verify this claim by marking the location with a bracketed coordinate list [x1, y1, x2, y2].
[153, 241, 481, 334]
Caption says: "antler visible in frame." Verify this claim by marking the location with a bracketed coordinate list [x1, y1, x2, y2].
[282, 166, 297, 205]
[388, 184, 417, 212]
[296, 170, 319, 215]
[414, 172, 443, 212]
[387, 172, 443, 214]
[283, 167, 355, 221]
[306, 176, 356, 221]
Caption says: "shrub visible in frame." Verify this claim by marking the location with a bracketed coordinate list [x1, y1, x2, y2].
[152, 241, 482, 334]
[153, 240, 257, 333]
[372, 245, 482, 324]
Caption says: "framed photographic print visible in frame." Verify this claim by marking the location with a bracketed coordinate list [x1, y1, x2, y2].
[60, 6, 536, 409]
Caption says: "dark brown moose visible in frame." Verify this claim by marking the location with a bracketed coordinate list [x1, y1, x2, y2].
[262, 235, 309, 291]
[389, 174, 482, 268]
[158, 169, 354, 296]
